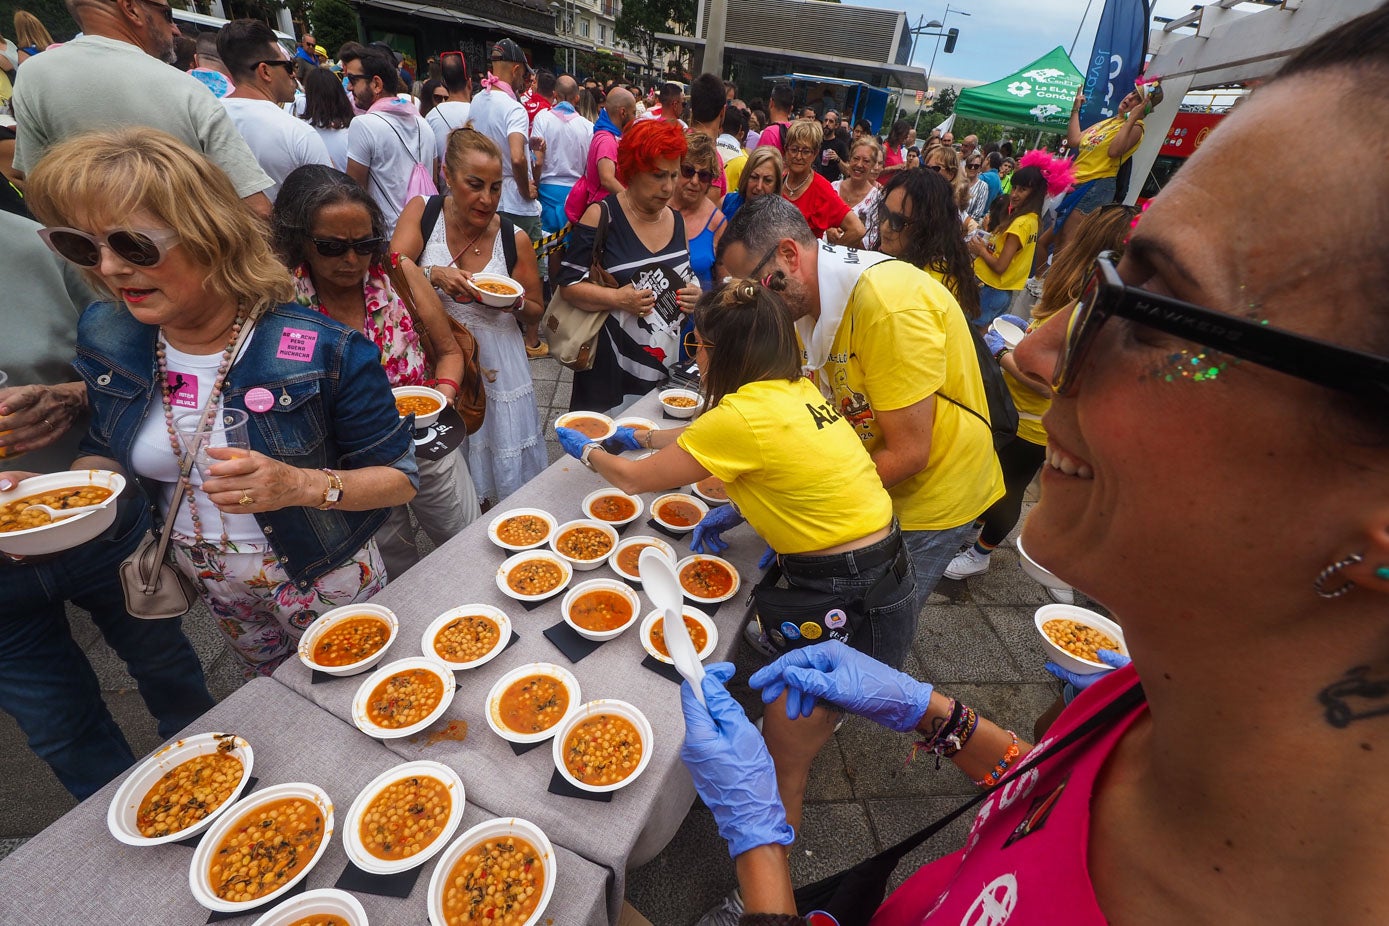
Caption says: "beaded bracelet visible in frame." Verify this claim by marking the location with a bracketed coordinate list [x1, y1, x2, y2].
[738, 915, 809, 926]
[974, 731, 1021, 788]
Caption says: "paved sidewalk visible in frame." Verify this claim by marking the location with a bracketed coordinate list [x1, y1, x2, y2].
[0, 356, 1073, 924]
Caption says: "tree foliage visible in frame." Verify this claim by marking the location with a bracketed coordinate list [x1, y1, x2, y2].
[615, 0, 693, 75]
[0, 0, 78, 41]
[931, 85, 957, 116]
[309, 0, 358, 57]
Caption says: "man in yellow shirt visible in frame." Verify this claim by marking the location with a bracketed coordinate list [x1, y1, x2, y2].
[718, 196, 1004, 611]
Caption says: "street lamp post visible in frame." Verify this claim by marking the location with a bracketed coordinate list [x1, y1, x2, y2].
[912, 5, 970, 134]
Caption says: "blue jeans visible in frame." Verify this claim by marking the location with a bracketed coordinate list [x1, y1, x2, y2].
[977, 283, 1017, 329]
[0, 499, 214, 799]
[903, 522, 979, 612]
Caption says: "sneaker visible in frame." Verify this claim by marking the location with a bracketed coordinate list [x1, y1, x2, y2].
[1045, 584, 1076, 604]
[525, 340, 549, 360]
[944, 546, 992, 580]
[743, 620, 779, 659]
[694, 888, 744, 926]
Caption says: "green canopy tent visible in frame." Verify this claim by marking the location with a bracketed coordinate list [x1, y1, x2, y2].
[954, 46, 1084, 132]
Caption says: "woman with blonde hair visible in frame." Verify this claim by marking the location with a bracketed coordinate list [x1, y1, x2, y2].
[16, 128, 418, 678]
[13, 10, 53, 60]
[923, 143, 970, 221]
[832, 135, 883, 248]
[780, 119, 864, 245]
[721, 145, 782, 219]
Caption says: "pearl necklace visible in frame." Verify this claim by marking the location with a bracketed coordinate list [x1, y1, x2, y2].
[156, 315, 244, 545]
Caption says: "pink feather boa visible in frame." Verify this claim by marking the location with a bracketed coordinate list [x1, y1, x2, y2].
[1020, 149, 1077, 197]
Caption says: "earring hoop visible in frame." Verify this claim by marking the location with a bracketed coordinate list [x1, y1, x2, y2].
[1314, 553, 1363, 599]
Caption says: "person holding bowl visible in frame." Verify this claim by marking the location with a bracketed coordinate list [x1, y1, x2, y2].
[19, 128, 418, 678]
[677, 12, 1389, 922]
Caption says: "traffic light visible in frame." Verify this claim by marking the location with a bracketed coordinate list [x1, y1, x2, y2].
[943, 28, 959, 53]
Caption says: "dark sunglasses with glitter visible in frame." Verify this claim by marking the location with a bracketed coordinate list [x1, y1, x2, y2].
[38, 226, 181, 268]
[311, 236, 386, 257]
[1054, 252, 1389, 401]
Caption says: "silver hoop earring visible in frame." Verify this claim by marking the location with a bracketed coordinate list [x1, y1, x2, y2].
[1314, 553, 1363, 599]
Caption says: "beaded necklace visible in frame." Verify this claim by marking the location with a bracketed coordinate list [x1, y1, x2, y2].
[155, 314, 244, 545]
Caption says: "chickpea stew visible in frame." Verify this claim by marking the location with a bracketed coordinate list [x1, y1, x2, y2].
[656, 499, 703, 528]
[209, 797, 325, 903]
[587, 494, 637, 522]
[555, 527, 613, 561]
[564, 416, 610, 439]
[1042, 619, 1120, 665]
[367, 668, 446, 729]
[286, 918, 347, 926]
[0, 485, 114, 533]
[680, 559, 735, 599]
[695, 476, 728, 500]
[649, 615, 709, 659]
[662, 395, 698, 408]
[311, 616, 391, 667]
[396, 396, 442, 417]
[359, 774, 452, 861]
[506, 559, 566, 596]
[440, 836, 544, 926]
[562, 714, 643, 787]
[497, 675, 569, 734]
[568, 590, 634, 632]
[496, 515, 551, 547]
[433, 614, 502, 664]
[615, 542, 658, 576]
[136, 747, 243, 838]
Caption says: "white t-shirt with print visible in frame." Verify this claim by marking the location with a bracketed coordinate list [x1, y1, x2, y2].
[467, 88, 539, 217]
[426, 101, 470, 165]
[222, 97, 333, 202]
[346, 109, 435, 229]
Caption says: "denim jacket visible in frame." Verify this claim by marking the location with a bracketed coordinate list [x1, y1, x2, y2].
[72, 301, 419, 589]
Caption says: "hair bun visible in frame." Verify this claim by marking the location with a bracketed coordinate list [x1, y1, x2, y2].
[763, 270, 789, 293]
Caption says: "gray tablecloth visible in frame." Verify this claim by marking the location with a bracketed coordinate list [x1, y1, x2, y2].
[0, 678, 610, 925]
[274, 392, 766, 924]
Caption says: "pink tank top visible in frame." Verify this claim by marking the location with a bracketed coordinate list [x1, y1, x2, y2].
[870, 665, 1146, 926]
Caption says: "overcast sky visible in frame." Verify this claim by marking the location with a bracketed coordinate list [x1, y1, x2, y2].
[865, 0, 1268, 87]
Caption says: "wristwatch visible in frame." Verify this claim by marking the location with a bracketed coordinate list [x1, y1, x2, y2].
[579, 442, 604, 471]
[318, 468, 344, 509]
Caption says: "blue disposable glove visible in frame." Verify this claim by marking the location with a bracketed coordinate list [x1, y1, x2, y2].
[601, 426, 642, 454]
[758, 545, 777, 570]
[983, 314, 1029, 357]
[690, 502, 744, 554]
[749, 639, 934, 731]
[555, 426, 597, 461]
[680, 662, 795, 858]
[1044, 649, 1130, 690]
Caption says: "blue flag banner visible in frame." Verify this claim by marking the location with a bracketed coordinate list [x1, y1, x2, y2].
[1080, 0, 1150, 126]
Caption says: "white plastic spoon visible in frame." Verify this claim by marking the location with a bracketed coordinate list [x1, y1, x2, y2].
[639, 547, 706, 706]
[22, 501, 107, 522]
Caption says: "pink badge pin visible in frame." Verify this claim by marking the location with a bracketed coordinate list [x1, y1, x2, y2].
[245, 387, 275, 413]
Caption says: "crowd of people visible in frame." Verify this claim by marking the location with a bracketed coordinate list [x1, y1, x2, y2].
[3, 2, 1386, 924]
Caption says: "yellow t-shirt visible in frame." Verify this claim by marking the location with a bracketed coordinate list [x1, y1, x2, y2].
[974, 211, 1039, 292]
[677, 377, 893, 554]
[723, 150, 747, 193]
[807, 261, 1004, 531]
[1004, 312, 1061, 445]
[1071, 114, 1144, 185]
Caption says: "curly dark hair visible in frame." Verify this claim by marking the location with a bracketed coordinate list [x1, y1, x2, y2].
[270, 164, 389, 270]
[881, 168, 981, 318]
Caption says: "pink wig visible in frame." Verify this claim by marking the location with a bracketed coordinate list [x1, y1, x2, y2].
[1020, 149, 1076, 197]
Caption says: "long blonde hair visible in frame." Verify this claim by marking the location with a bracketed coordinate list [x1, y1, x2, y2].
[13, 11, 52, 50]
[25, 128, 293, 315]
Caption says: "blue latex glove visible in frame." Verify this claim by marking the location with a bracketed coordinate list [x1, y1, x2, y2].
[1045, 649, 1130, 690]
[555, 426, 597, 461]
[749, 639, 934, 731]
[758, 545, 776, 570]
[984, 314, 1029, 356]
[690, 502, 744, 554]
[602, 426, 642, 454]
[680, 662, 796, 858]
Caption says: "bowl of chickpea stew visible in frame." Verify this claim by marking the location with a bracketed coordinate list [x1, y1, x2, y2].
[352, 657, 458, 739]
[560, 578, 642, 642]
[548, 518, 619, 571]
[1033, 604, 1127, 676]
[342, 760, 466, 875]
[651, 493, 708, 534]
[496, 550, 573, 603]
[427, 816, 556, 926]
[188, 781, 334, 913]
[107, 731, 254, 847]
[297, 603, 399, 677]
[675, 554, 741, 604]
[658, 388, 701, 419]
[639, 607, 718, 665]
[582, 488, 644, 528]
[554, 411, 616, 442]
[551, 699, 654, 793]
[466, 272, 525, 308]
[0, 470, 126, 556]
[487, 507, 558, 552]
[485, 663, 582, 745]
[423, 605, 513, 670]
[393, 386, 449, 429]
[609, 535, 676, 584]
[247, 888, 368, 926]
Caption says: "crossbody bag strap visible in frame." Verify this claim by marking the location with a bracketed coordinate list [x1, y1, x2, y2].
[936, 391, 990, 430]
[419, 194, 446, 242]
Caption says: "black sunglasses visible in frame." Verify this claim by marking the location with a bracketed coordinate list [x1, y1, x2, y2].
[879, 206, 914, 233]
[344, 72, 369, 84]
[38, 226, 180, 268]
[257, 59, 296, 73]
[1055, 252, 1389, 401]
[925, 164, 948, 174]
[311, 236, 385, 257]
[680, 164, 715, 184]
[137, 0, 174, 22]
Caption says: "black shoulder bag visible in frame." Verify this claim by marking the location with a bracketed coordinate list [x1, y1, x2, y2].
[938, 320, 1019, 452]
[794, 681, 1145, 925]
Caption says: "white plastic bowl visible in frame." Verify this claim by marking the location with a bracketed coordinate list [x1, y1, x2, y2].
[658, 387, 701, 419]
[467, 271, 525, 308]
[650, 493, 707, 534]
[1034, 604, 1127, 676]
[690, 476, 730, 506]
[613, 416, 659, 434]
[297, 602, 398, 677]
[549, 518, 619, 572]
[555, 410, 616, 442]
[351, 657, 457, 739]
[1016, 536, 1072, 591]
[0, 470, 126, 556]
[341, 760, 465, 875]
[550, 699, 654, 793]
[561, 578, 642, 642]
[639, 607, 718, 665]
[675, 554, 741, 605]
[107, 732, 253, 847]
[582, 488, 645, 528]
[427, 817, 556, 926]
[488, 507, 559, 552]
[392, 385, 448, 429]
[990, 316, 1027, 349]
[422, 605, 512, 670]
[609, 535, 676, 583]
[249, 889, 367, 926]
[189, 781, 335, 914]
[496, 549, 573, 603]
[485, 663, 581, 745]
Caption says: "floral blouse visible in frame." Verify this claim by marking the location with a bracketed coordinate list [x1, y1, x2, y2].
[294, 262, 429, 387]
